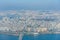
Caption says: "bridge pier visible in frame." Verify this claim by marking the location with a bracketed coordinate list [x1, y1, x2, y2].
[19, 33, 23, 40]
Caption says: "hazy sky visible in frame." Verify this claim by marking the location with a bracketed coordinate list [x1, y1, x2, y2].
[0, 0, 60, 10]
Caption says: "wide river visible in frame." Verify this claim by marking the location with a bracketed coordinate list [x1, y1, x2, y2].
[0, 34, 60, 40]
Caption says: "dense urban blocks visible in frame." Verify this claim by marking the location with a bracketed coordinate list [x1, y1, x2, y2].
[0, 10, 60, 35]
